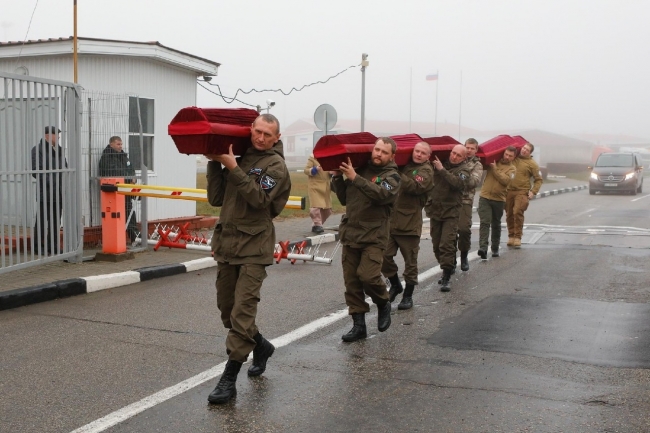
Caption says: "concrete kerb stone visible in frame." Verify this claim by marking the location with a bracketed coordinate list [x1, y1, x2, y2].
[0, 184, 586, 311]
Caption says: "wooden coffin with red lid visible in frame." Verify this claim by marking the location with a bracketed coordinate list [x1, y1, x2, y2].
[391, 134, 429, 166]
[421, 136, 461, 162]
[476, 135, 527, 166]
[168, 107, 259, 155]
[313, 132, 378, 171]
[314, 133, 462, 170]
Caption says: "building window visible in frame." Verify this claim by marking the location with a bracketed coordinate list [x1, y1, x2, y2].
[128, 136, 154, 169]
[128, 97, 154, 169]
[287, 136, 295, 153]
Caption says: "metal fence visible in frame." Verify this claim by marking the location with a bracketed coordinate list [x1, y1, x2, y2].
[80, 90, 149, 251]
[0, 71, 83, 273]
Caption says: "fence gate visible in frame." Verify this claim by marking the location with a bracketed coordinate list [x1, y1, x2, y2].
[0, 71, 83, 273]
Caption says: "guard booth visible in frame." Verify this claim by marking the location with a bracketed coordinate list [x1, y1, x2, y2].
[0, 71, 83, 273]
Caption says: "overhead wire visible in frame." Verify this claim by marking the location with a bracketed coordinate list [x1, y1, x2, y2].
[197, 63, 360, 107]
[15, 0, 40, 66]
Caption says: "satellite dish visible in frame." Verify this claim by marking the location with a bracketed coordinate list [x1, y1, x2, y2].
[313, 104, 337, 132]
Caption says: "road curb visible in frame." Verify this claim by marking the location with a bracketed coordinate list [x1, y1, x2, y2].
[0, 185, 585, 311]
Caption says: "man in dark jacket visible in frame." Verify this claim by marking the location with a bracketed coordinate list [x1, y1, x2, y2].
[31, 126, 67, 255]
[331, 137, 401, 342]
[382, 142, 434, 310]
[205, 114, 291, 405]
[98, 136, 137, 242]
[425, 145, 471, 291]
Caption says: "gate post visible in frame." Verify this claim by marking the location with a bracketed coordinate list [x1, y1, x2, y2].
[98, 178, 132, 260]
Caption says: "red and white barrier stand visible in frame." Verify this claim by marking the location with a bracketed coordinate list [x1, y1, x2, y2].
[135, 224, 338, 265]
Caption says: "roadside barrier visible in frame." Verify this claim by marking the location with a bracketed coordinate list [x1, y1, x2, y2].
[134, 223, 337, 265]
[114, 182, 306, 209]
[99, 179, 306, 255]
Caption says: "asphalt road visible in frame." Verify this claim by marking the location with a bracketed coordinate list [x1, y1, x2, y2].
[1, 189, 650, 433]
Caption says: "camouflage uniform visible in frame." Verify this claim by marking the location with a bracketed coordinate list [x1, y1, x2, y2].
[457, 156, 483, 253]
[332, 160, 401, 314]
[425, 160, 471, 271]
[382, 160, 434, 285]
[207, 141, 291, 362]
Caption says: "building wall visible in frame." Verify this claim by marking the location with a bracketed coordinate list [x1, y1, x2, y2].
[0, 54, 199, 222]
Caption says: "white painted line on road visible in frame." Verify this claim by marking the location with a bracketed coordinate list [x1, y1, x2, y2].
[69, 361, 229, 433]
[69, 259, 454, 433]
[631, 193, 650, 202]
[571, 207, 597, 218]
[83, 271, 141, 293]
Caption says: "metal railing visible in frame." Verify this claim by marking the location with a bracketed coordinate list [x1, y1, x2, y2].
[0, 71, 83, 273]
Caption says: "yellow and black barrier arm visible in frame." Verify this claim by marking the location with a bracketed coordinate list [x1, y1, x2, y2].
[114, 183, 306, 210]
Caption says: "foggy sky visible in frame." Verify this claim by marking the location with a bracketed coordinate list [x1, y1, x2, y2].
[2, 0, 649, 140]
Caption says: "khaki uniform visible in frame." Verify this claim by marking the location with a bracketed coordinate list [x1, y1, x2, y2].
[381, 160, 434, 285]
[304, 155, 332, 226]
[425, 160, 471, 271]
[332, 160, 400, 314]
[457, 156, 483, 252]
[506, 155, 543, 239]
[207, 141, 291, 362]
[478, 160, 515, 251]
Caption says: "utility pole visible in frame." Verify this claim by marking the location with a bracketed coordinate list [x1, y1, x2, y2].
[360, 53, 368, 132]
[73, 0, 78, 83]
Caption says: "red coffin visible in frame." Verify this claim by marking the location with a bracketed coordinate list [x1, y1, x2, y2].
[422, 136, 461, 163]
[476, 135, 527, 166]
[313, 132, 378, 171]
[313, 133, 462, 170]
[168, 107, 259, 155]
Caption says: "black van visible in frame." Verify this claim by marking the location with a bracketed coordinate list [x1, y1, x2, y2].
[589, 152, 644, 195]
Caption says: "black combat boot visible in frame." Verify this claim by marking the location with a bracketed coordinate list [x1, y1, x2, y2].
[491, 248, 499, 257]
[398, 284, 415, 310]
[478, 249, 487, 259]
[440, 269, 452, 292]
[438, 266, 456, 284]
[248, 332, 275, 377]
[387, 275, 403, 302]
[377, 301, 392, 332]
[460, 251, 469, 271]
[208, 360, 243, 404]
[342, 313, 367, 342]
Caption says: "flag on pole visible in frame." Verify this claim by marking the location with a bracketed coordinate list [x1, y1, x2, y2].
[425, 73, 438, 81]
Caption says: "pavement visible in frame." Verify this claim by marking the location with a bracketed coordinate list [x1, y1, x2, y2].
[0, 177, 587, 311]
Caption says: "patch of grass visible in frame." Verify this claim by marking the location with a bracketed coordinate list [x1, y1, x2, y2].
[196, 172, 344, 218]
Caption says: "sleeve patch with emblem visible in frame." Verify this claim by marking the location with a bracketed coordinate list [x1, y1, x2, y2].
[414, 174, 424, 183]
[459, 173, 468, 180]
[248, 168, 262, 176]
[259, 175, 277, 190]
[380, 180, 393, 191]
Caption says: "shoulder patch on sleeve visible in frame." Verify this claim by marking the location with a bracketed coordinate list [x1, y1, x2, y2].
[259, 174, 277, 191]
[380, 180, 394, 190]
[459, 172, 468, 180]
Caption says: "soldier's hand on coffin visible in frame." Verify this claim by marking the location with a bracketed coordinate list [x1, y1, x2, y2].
[210, 145, 238, 170]
[432, 155, 443, 171]
[339, 157, 357, 181]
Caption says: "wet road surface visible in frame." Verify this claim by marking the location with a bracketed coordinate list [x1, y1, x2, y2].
[1, 189, 650, 432]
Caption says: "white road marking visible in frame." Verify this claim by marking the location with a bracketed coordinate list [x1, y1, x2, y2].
[631, 193, 650, 202]
[571, 207, 597, 218]
[70, 255, 470, 433]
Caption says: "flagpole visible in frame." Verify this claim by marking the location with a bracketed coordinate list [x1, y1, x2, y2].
[409, 67, 412, 133]
[458, 70, 462, 141]
[434, 69, 439, 136]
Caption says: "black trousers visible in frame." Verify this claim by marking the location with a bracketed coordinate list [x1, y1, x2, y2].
[35, 193, 62, 254]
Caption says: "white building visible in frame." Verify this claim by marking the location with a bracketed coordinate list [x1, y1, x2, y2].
[0, 37, 219, 225]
